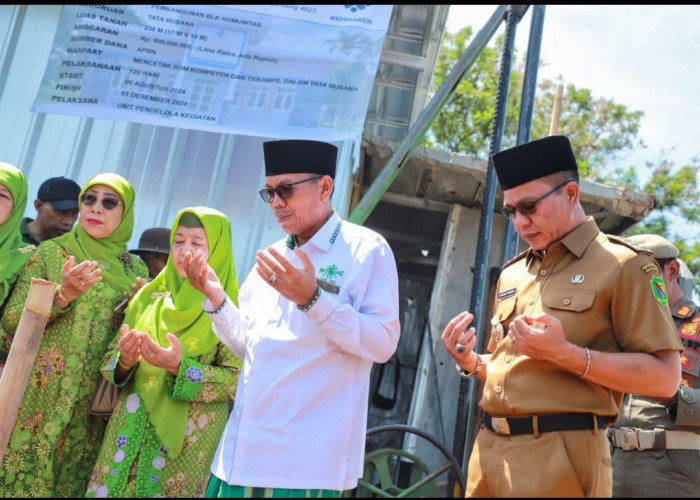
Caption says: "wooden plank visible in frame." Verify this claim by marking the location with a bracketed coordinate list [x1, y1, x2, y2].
[0, 278, 57, 464]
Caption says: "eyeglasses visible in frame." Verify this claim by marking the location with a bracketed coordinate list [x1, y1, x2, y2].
[500, 179, 574, 219]
[80, 192, 124, 211]
[258, 175, 322, 203]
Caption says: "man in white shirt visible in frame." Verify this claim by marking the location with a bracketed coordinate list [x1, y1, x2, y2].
[184, 139, 401, 498]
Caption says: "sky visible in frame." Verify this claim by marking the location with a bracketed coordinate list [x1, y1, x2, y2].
[445, 5, 700, 172]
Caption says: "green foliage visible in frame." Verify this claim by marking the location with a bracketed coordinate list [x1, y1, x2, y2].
[604, 154, 700, 295]
[426, 25, 700, 296]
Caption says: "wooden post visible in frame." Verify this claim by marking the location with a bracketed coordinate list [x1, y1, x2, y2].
[549, 82, 564, 136]
[0, 278, 57, 464]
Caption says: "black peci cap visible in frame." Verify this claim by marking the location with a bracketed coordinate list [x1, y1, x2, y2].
[263, 140, 338, 178]
[491, 135, 579, 191]
[37, 176, 81, 210]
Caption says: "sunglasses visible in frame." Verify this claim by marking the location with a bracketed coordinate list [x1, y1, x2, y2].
[258, 175, 322, 203]
[500, 179, 574, 219]
[80, 192, 124, 211]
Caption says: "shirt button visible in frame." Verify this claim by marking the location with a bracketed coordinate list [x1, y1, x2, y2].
[562, 298, 571, 306]
[539, 269, 548, 276]
[494, 386, 502, 394]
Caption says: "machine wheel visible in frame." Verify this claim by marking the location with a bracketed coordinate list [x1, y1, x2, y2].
[350, 424, 466, 498]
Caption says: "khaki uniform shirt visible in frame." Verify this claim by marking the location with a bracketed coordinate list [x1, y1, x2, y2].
[482, 217, 682, 423]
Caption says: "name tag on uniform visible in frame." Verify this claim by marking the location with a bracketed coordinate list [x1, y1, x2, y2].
[317, 278, 339, 294]
[498, 288, 516, 300]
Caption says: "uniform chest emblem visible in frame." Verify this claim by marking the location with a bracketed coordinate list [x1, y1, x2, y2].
[319, 264, 344, 285]
[650, 276, 668, 307]
[571, 274, 585, 284]
[318, 264, 343, 294]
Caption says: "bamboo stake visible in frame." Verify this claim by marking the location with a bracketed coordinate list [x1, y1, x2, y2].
[549, 82, 564, 136]
[0, 278, 57, 464]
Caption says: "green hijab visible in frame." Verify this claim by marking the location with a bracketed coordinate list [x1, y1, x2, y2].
[52, 173, 139, 291]
[0, 162, 33, 306]
[126, 206, 239, 458]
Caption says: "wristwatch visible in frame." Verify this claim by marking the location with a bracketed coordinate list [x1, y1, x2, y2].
[456, 353, 483, 379]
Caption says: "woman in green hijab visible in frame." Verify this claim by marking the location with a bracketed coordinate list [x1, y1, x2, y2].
[0, 173, 147, 498]
[0, 162, 35, 374]
[85, 206, 241, 498]
[0, 162, 34, 315]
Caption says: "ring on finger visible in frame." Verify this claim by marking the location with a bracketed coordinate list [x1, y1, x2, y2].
[455, 343, 465, 354]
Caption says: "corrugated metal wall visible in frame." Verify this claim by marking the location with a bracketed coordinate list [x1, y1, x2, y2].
[0, 4, 357, 279]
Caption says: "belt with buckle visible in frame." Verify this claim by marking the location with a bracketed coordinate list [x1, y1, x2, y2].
[483, 413, 606, 436]
[607, 427, 700, 451]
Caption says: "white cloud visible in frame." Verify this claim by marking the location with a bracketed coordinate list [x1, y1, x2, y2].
[445, 5, 700, 167]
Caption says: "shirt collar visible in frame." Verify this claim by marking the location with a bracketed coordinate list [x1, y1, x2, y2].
[526, 216, 599, 265]
[20, 217, 40, 246]
[285, 211, 341, 252]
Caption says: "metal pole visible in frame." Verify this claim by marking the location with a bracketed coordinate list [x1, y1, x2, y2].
[348, 5, 508, 225]
[502, 5, 546, 263]
[453, 4, 520, 471]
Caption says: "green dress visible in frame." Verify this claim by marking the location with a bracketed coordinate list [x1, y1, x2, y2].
[0, 241, 147, 497]
[84, 337, 240, 497]
[85, 206, 242, 498]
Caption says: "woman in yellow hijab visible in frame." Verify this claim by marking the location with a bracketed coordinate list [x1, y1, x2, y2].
[0, 173, 147, 497]
[86, 206, 241, 498]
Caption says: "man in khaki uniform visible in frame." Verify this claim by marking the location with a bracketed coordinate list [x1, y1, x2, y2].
[610, 234, 700, 497]
[441, 135, 683, 497]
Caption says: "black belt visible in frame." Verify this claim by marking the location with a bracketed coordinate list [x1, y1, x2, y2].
[483, 412, 607, 436]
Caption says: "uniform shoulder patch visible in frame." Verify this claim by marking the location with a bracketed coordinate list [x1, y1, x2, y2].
[502, 249, 528, 270]
[640, 262, 659, 274]
[676, 304, 695, 318]
[650, 276, 669, 307]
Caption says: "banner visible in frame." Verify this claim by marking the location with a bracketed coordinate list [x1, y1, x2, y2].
[31, 5, 393, 141]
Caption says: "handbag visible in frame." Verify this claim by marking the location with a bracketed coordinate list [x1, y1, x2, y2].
[88, 377, 121, 418]
[87, 299, 127, 418]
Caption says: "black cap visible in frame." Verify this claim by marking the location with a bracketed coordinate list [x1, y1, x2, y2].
[263, 140, 338, 178]
[491, 135, 579, 190]
[130, 227, 171, 255]
[37, 176, 81, 210]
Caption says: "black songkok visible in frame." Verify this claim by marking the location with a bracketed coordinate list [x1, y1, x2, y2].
[263, 140, 338, 178]
[491, 135, 579, 190]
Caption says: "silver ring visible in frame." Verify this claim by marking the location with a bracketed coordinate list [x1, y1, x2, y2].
[269, 273, 277, 283]
[455, 343, 465, 354]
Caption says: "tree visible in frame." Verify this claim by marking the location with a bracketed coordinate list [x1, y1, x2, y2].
[423, 25, 700, 296]
[602, 154, 700, 294]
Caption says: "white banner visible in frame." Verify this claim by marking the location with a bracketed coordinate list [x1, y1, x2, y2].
[31, 5, 393, 141]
